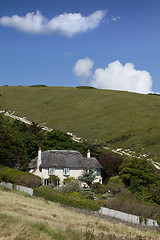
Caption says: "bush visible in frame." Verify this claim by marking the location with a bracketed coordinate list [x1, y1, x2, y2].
[56, 179, 81, 194]
[0, 167, 21, 183]
[139, 216, 143, 224]
[15, 173, 41, 188]
[0, 167, 41, 188]
[29, 85, 47, 87]
[82, 190, 94, 200]
[48, 175, 60, 187]
[106, 176, 125, 195]
[91, 182, 108, 194]
[76, 86, 96, 89]
[34, 186, 100, 211]
[63, 177, 76, 185]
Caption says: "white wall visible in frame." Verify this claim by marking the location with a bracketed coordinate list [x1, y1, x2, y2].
[33, 167, 102, 185]
[100, 207, 159, 227]
[0, 182, 33, 195]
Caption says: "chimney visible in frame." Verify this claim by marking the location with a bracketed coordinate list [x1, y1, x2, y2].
[37, 146, 42, 169]
[87, 149, 90, 158]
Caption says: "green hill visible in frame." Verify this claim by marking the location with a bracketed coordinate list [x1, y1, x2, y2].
[0, 86, 160, 162]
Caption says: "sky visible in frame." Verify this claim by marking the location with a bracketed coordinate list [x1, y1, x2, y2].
[0, 0, 159, 94]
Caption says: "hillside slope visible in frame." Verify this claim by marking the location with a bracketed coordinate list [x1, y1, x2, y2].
[0, 188, 159, 240]
[0, 86, 160, 161]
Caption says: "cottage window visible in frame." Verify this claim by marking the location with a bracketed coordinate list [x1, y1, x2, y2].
[95, 168, 101, 174]
[63, 168, 70, 176]
[48, 167, 55, 175]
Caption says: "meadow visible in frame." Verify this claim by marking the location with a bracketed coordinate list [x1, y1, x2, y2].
[0, 86, 160, 161]
[0, 187, 159, 240]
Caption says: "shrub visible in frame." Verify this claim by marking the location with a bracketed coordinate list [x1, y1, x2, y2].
[15, 173, 41, 188]
[144, 217, 148, 225]
[91, 182, 108, 194]
[29, 85, 47, 87]
[63, 177, 76, 185]
[82, 191, 94, 200]
[69, 191, 82, 200]
[0, 167, 21, 183]
[48, 175, 60, 187]
[33, 186, 100, 211]
[0, 167, 41, 188]
[106, 176, 125, 195]
[76, 86, 96, 89]
[139, 216, 143, 224]
[57, 179, 81, 194]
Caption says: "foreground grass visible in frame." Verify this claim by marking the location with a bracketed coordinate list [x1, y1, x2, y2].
[1, 86, 160, 161]
[0, 188, 159, 240]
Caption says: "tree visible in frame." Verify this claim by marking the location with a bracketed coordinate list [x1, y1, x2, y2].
[42, 130, 82, 151]
[119, 157, 156, 193]
[79, 169, 99, 187]
[0, 117, 28, 170]
[99, 153, 123, 184]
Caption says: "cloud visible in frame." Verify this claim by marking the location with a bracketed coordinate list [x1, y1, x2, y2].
[112, 16, 121, 22]
[90, 60, 152, 94]
[0, 10, 106, 37]
[73, 57, 94, 78]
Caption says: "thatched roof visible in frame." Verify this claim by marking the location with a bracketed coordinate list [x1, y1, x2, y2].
[29, 150, 102, 169]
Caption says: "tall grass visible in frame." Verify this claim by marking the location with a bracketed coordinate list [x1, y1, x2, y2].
[0, 188, 159, 240]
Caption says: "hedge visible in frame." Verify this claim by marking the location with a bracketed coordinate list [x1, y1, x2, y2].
[0, 167, 41, 188]
[33, 186, 100, 211]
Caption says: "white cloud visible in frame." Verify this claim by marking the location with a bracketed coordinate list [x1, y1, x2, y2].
[112, 16, 121, 22]
[73, 57, 94, 78]
[91, 60, 152, 94]
[0, 10, 106, 37]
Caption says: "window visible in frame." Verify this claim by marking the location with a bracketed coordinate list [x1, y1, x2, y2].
[44, 179, 49, 185]
[48, 167, 55, 175]
[95, 169, 101, 174]
[63, 168, 70, 176]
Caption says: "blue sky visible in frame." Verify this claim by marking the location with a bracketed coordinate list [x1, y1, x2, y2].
[0, 0, 159, 94]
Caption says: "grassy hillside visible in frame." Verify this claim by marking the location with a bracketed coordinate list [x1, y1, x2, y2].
[0, 86, 160, 161]
[0, 188, 159, 240]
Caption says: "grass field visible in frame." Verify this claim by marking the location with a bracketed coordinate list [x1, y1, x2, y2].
[0, 86, 160, 161]
[0, 188, 159, 240]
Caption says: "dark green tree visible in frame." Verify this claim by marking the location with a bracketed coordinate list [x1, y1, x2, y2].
[119, 157, 156, 193]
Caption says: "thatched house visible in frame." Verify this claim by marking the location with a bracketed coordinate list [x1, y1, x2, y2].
[29, 147, 102, 185]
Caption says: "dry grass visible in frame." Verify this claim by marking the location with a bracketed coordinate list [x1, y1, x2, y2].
[0, 188, 159, 240]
